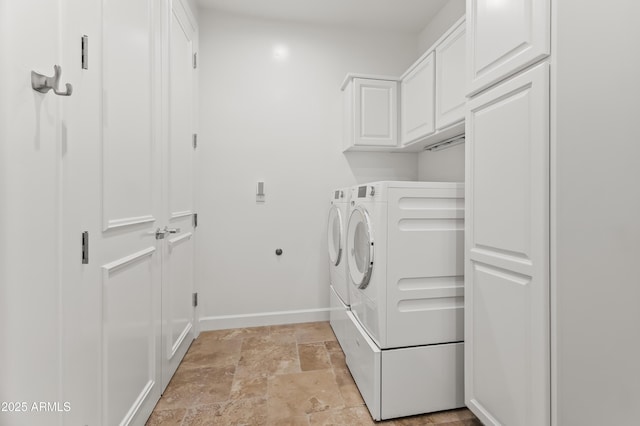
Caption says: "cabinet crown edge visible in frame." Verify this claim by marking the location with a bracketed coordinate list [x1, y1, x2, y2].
[340, 73, 399, 91]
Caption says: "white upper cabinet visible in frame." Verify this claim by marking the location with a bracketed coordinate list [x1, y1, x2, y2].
[401, 52, 435, 146]
[435, 21, 466, 130]
[341, 17, 466, 152]
[343, 76, 399, 151]
[466, 0, 550, 95]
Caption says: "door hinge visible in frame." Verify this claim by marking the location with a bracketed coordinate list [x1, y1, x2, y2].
[192, 133, 198, 149]
[193, 213, 198, 228]
[192, 292, 198, 307]
[81, 231, 89, 264]
[81, 35, 89, 70]
[192, 52, 198, 69]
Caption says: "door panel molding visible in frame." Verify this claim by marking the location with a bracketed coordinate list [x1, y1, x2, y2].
[102, 0, 156, 231]
[101, 246, 158, 425]
[170, 322, 193, 358]
[101, 246, 156, 273]
[106, 215, 156, 231]
[168, 231, 193, 249]
[120, 379, 156, 426]
[170, 210, 193, 220]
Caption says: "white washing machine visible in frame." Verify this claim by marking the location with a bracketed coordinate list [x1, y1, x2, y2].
[343, 181, 465, 420]
[327, 187, 350, 350]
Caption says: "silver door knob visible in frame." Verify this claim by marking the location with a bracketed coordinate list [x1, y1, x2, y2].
[155, 227, 166, 240]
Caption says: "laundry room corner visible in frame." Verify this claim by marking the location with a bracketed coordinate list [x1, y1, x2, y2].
[194, 9, 422, 331]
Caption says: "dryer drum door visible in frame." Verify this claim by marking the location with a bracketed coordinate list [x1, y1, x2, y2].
[347, 206, 374, 289]
[327, 205, 343, 266]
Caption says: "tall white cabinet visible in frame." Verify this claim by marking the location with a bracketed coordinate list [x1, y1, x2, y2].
[465, 62, 550, 425]
[465, 1, 551, 425]
[466, 1, 640, 425]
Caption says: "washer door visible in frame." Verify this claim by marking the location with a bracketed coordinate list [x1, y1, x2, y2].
[327, 205, 343, 267]
[347, 206, 374, 289]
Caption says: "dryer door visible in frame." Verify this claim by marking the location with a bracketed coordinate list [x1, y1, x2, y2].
[327, 205, 343, 266]
[347, 206, 374, 289]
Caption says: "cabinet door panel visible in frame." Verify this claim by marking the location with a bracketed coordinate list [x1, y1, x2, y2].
[354, 79, 398, 147]
[401, 52, 435, 145]
[465, 62, 550, 426]
[466, 0, 550, 95]
[436, 22, 466, 129]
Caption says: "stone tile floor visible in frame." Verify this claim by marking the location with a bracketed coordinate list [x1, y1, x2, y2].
[147, 321, 481, 425]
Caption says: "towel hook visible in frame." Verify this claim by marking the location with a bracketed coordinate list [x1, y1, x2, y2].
[31, 65, 73, 96]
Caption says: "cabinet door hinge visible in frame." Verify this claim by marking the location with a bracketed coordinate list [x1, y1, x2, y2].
[193, 213, 198, 228]
[192, 292, 198, 307]
[192, 133, 198, 149]
[81, 231, 89, 264]
[81, 35, 89, 69]
[192, 52, 198, 69]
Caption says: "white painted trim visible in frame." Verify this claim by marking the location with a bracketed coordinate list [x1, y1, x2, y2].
[549, 0, 558, 424]
[102, 246, 156, 273]
[170, 210, 193, 220]
[199, 308, 330, 331]
[105, 215, 156, 231]
[340, 73, 399, 91]
[170, 322, 192, 359]
[176, 0, 198, 32]
[167, 231, 193, 248]
[121, 379, 155, 426]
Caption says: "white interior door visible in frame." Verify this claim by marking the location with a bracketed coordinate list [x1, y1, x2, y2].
[160, 0, 198, 391]
[59, 0, 103, 424]
[465, 62, 550, 426]
[0, 1, 63, 425]
[97, 0, 163, 423]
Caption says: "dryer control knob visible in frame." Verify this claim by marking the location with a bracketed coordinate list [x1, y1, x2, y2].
[370, 187, 375, 196]
[275, 248, 283, 256]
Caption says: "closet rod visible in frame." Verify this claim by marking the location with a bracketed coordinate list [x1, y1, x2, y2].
[424, 135, 465, 152]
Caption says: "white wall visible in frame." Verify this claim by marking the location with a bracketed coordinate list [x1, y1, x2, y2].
[197, 10, 420, 329]
[417, 0, 465, 53]
[552, 1, 640, 424]
[416, 0, 465, 182]
[184, 0, 199, 21]
[418, 143, 464, 182]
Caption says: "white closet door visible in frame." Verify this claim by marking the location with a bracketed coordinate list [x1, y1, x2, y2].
[59, 0, 103, 424]
[160, 0, 197, 391]
[466, 0, 550, 95]
[465, 62, 550, 426]
[99, 0, 163, 424]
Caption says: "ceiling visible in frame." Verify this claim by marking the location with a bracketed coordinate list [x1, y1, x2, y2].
[196, 0, 450, 33]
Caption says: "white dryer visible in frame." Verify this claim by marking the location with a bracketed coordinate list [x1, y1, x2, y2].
[347, 181, 465, 348]
[327, 187, 350, 350]
[343, 181, 466, 420]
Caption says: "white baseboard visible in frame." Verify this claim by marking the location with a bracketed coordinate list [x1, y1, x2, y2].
[199, 308, 330, 331]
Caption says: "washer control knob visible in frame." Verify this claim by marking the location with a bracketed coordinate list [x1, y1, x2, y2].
[370, 187, 375, 196]
[275, 248, 283, 256]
